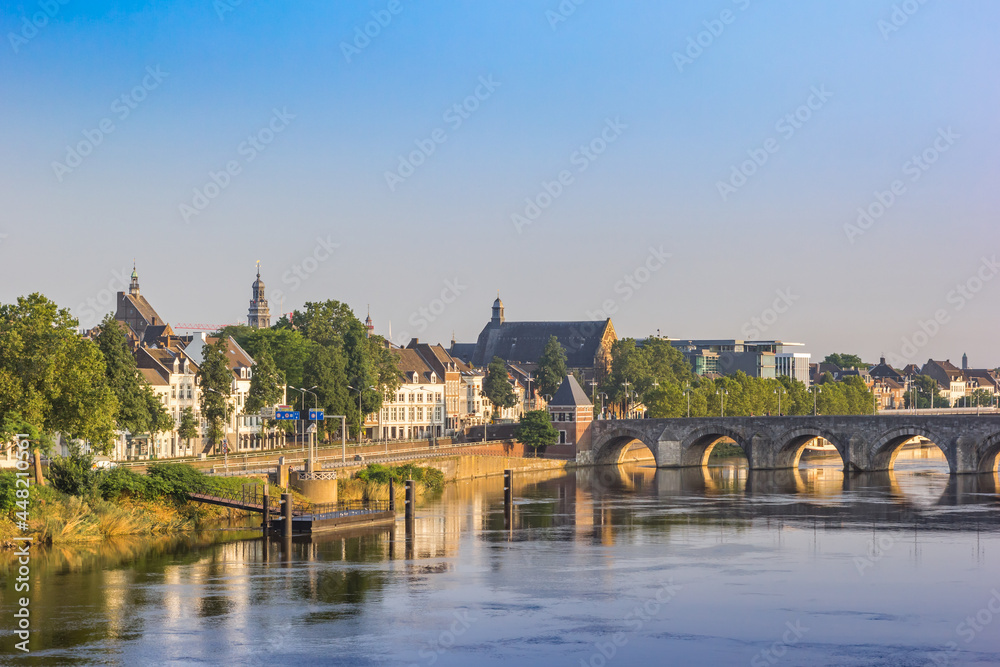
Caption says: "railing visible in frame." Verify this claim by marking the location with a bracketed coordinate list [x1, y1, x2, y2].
[297, 471, 337, 480]
[300, 499, 391, 518]
[187, 482, 284, 513]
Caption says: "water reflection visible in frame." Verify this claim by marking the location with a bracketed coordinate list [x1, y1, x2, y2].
[2, 442, 998, 665]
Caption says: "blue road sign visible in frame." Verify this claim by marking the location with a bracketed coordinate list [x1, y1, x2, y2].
[309, 409, 325, 421]
[275, 410, 300, 420]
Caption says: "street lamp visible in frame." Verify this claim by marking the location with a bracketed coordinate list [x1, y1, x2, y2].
[684, 382, 692, 419]
[812, 384, 822, 416]
[774, 386, 785, 416]
[348, 384, 377, 443]
[716, 389, 728, 417]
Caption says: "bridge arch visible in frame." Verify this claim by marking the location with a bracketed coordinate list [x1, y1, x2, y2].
[975, 432, 1000, 473]
[869, 426, 954, 472]
[679, 426, 751, 467]
[773, 427, 848, 469]
[591, 426, 660, 465]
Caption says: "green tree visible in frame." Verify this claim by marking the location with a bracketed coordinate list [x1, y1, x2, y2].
[94, 313, 170, 439]
[178, 407, 199, 450]
[245, 344, 284, 414]
[197, 338, 232, 452]
[515, 410, 558, 453]
[536, 336, 568, 397]
[823, 353, 864, 369]
[483, 357, 517, 418]
[0, 294, 117, 455]
[220, 324, 311, 390]
[303, 343, 351, 439]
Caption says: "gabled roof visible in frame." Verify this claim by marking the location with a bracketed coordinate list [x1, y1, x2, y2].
[471, 319, 614, 368]
[139, 367, 169, 386]
[394, 348, 437, 384]
[549, 374, 591, 407]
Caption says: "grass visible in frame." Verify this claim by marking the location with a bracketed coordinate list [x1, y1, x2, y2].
[340, 463, 446, 503]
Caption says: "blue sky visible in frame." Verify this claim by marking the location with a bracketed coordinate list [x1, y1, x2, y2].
[2, 1, 998, 367]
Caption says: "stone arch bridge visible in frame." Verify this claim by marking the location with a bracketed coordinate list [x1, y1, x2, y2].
[584, 416, 1000, 474]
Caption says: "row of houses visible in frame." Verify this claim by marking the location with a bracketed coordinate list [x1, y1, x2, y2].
[819, 355, 1000, 409]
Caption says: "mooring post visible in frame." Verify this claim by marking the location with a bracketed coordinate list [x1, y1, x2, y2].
[282, 492, 293, 538]
[504, 469, 513, 529]
[404, 479, 414, 533]
[389, 478, 396, 513]
[262, 483, 270, 534]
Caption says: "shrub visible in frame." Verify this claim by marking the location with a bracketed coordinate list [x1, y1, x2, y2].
[0, 471, 18, 513]
[46, 452, 100, 497]
[355, 463, 444, 491]
[145, 462, 207, 500]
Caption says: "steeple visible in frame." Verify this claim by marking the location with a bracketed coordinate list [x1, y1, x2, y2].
[248, 261, 271, 328]
[492, 292, 505, 325]
[364, 306, 374, 338]
[129, 261, 140, 297]
[962, 352, 968, 370]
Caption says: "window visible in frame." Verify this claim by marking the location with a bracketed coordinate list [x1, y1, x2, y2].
[435, 407, 442, 420]
[417, 407, 424, 421]
[558, 412, 565, 422]
[409, 393, 415, 403]
[409, 407, 415, 421]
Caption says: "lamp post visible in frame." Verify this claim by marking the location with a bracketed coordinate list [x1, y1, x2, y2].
[301, 387, 318, 469]
[774, 386, 785, 416]
[716, 389, 727, 417]
[812, 384, 822, 416]
[622, 379, 631, 420]
[684, 382, 691, 418]
[203, 386, 229, 463]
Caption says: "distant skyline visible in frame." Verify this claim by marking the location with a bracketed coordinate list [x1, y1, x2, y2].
[2, 1, 998, 367]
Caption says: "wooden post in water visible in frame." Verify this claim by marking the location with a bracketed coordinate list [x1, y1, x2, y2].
[282, 492, 293, 538]
[504, 469, 513, 529]
[404, 479, 414, 533]
[389, 478, 396, 513]
[262, 483, 270, 534]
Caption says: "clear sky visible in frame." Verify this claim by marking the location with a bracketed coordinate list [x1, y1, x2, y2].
[2, 1, 998, 368]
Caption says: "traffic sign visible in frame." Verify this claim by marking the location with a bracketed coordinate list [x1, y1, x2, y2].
[309, 409, 325, 421]
[260, 406, 276, 419]
[275, 410, 300, 420]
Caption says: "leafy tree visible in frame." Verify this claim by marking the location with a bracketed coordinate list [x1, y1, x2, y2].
[969, 388, 994, 408]
[0, 294, 117, 456]
[303, 343, 351, 439]
[245, 344, 284, 414]
[536, 336, 568, 397]
[197, 338, 232, 452]
[905, 374, 948, 409]
[220, 324, 311, 390]
[178, 407, 199, 450]
[823, 353, 864, 369]
[95, 313, 170, 438]
[483, 357, 517, 417]
[515, 410, 558, 453]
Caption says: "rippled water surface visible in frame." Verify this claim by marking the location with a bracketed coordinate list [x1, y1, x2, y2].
[3, 444, 1000, 666]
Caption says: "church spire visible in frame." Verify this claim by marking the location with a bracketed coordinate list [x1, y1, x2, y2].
[248, 261, 271, 329]
[129, 260, 140, 296]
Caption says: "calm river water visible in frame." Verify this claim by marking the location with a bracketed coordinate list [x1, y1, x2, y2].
[4, 444, 1000, 666]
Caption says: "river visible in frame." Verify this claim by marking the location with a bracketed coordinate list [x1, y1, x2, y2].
[3, 443, 1000, 666]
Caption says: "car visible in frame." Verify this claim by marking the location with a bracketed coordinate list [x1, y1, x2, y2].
[92, 457, 117, 470]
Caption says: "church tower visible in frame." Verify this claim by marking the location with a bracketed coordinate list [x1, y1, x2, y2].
[129, 263, 140, 296]
[492, 294, 505, 325]
[364, 308, 374, 338]
[248, 263, 271, 329]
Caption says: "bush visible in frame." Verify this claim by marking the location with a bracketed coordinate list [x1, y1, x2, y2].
[145, 462, 207, 500]
[46, 452, 100, 497]
[0, 471, 18, 513]
[355, 463, 444, 491]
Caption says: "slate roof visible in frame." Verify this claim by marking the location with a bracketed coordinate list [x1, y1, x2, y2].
[449, 343, 477, 364]
[549, 374, 591, 407]
[394, 348, 437, 384]
[471, 320, 612, 368]
[868, 357, 904, 382]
